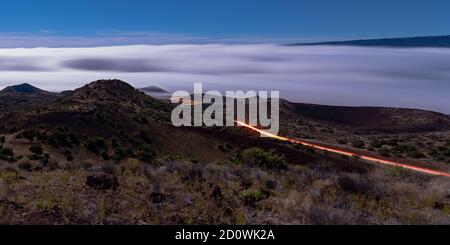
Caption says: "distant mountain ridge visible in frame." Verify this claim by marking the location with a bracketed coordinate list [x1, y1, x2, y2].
[0, 83, 49, 94]
[281, 101, 450, 133]
[292, 35, 450, 48]
[0, 83, 60, 110]
[139, 86, 169, 94]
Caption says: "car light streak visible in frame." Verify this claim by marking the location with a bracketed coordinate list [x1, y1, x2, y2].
[235, 121, 450, 178]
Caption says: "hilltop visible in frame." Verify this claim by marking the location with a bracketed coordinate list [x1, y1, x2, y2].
[139, 85, 169, 94]
[1, 83, 49, 94]
[0, 83, 60, 111]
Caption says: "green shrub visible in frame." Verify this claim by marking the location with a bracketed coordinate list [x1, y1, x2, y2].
[84, 137, 107, 155]
[136, 145, 155, 163]
[384, 166, 408, 178]
[239, 191, 268, 205]
[112, 146, 130, 161]
[238, 147, 287, 169]
[47, 131, 79, 148]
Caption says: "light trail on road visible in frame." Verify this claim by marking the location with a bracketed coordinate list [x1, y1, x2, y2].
[235, 121, 450, 178]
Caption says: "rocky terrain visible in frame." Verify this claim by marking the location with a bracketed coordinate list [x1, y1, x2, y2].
[0, 79, 449, 225]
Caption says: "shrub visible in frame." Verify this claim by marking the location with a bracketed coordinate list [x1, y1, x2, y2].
[392, 144, 417, 154]
[137, 131, 152, 144]
[85, 137, 107, 155]
[338, 174, 373, 195]
[136, 145, 155, 163]
[101, 152, 109, 160]
[407, 151, 425, 159]
[218, 142, 233, 153]
[0, 146, 14, 161]
[384, 166, 408, 178]
[337, 139, 348, 145]
[29, 144, 43, 155]
[47, 160, 59, 171]
[239, 191, 268, 206]
[378, 148, 391, 157]
[18, 161, 32, 171]
[238, 147, 287, 169]
[21, 129, 37, 141]
[112, 146, 134, 161]
[443, 149, 450, 157]
[351, 140, 365, 149]
[28, 154, 42, 161]
[0, 147, 14, 156]
[41, 157, 49, 165]
[386, 139, 399, 146]
[369, 140, 384, 149]
[66, 155, 74, 161]
[47, 131, 79, 148]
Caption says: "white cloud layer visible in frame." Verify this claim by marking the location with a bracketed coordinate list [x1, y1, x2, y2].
[0, 44, 449, 113]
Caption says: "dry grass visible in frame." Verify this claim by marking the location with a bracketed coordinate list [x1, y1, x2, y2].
[0, 157, 449, 225]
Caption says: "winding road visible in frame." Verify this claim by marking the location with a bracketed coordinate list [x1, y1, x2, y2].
[236, 121, 450, 178]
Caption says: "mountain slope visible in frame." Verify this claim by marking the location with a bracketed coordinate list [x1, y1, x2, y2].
[293, 35, 450, 48]
[281, 101, 450, 133]
[139, 86, 168, 94]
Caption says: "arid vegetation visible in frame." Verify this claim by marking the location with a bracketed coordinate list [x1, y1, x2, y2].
[0, 80, 449, 225]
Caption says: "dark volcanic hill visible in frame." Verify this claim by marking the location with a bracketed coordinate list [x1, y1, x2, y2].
[1, 83, 48, 94]
[281, 101, 450, 133]
[0, 83, 60, 110]
[293, 35, 450, 48]
[37, 79, 173, 134]
[139, 85, 168, 94]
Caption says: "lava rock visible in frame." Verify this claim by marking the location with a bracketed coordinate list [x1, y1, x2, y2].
[86, 173, 119, 190]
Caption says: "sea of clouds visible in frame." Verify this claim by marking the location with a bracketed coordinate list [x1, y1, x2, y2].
[0, 44, 449, 113]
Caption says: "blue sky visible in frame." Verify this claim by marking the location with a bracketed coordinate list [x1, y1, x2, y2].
[1, 1, 450, 112]
[1, 0, 450, 46]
